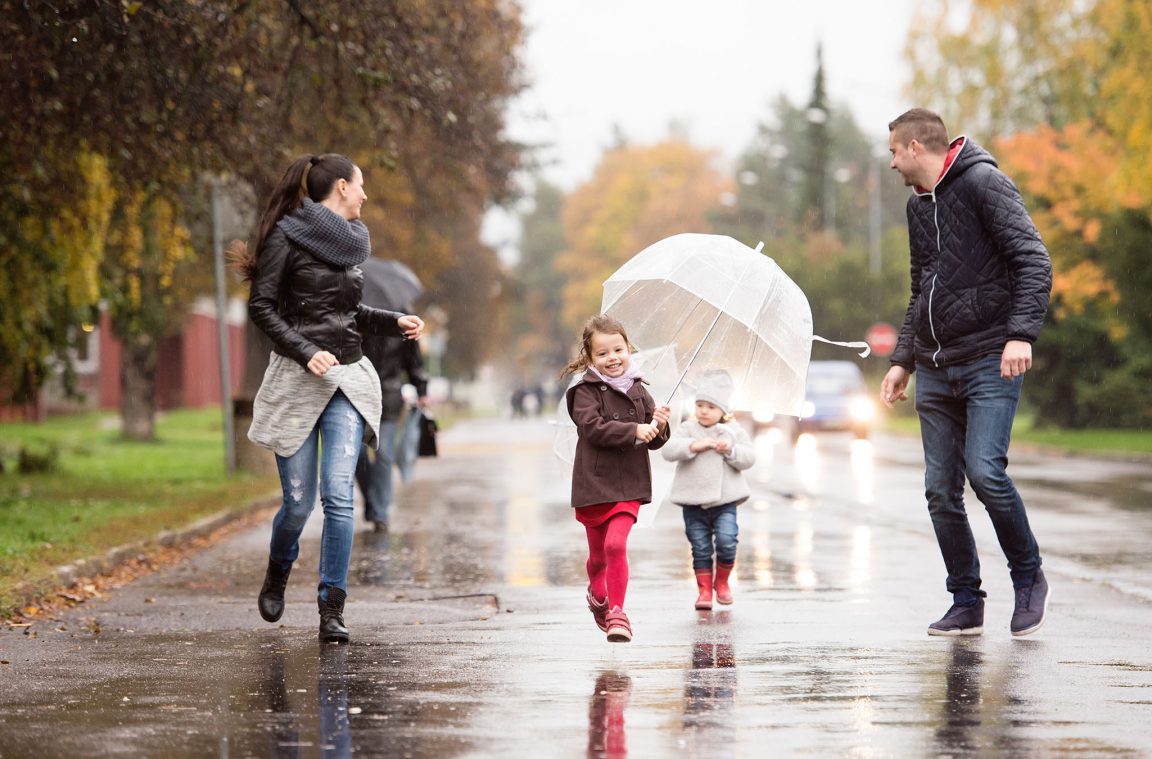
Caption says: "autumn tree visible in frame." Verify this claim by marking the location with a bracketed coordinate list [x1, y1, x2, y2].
[2, 1, 524, 438]
[508, 181, 571, 384]
[557, 140, 733, 336]
[718, 94, 911, 363]
[903, 0, 1152, 427]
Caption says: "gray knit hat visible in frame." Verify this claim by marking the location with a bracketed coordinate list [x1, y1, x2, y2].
[695, 370, 734, 414]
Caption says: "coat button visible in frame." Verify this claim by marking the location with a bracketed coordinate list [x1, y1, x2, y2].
[599, 385, 607, 391]
[628, 409, 635, 416]
[612, 413, 619, 420]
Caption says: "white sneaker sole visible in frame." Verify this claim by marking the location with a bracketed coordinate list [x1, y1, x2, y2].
[927, 625, 983, 637]
[606, 627, 632, 643]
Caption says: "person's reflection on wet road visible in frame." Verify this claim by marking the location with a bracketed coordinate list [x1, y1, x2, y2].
[682, 610, 737, 749]
[935, 640, 983, 753]
[587, 671, 632, 758]
[264, 648, 301, 758]
[318, 643, 352, 758]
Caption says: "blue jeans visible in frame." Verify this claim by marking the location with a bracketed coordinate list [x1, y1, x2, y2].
[270, 390, 365, 603]
[682, 503, 739, 570]
[355, 419, 397, 524]
[915, 354, 1041, 603]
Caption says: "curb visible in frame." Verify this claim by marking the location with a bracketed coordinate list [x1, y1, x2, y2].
[21, 491, 280, 606]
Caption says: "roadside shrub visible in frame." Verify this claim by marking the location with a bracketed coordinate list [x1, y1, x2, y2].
[17, 442, 59, 474]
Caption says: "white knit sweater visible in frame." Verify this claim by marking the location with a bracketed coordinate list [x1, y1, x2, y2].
[661, 420, 755, 508]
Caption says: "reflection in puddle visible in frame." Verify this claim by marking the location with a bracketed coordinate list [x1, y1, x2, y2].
[587, 671, 632, 758]
[792, 517, 817, 591]
[749, 503, 774, 589]
[849, 439, 875, 505]
[793, 434, 821, 494]
[935, 641, 983, 755]
[262, 645, 351, 758]
[682, 612, 737, 751]
[849, 525, 871, 592]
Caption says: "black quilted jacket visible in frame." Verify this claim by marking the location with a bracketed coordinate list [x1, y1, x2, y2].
[891, 137, 1052, 371]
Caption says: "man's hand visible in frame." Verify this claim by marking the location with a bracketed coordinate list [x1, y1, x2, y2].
[1001, 340, 1033, 379]
[398, 314, 424, 340]
[307, 350, 339, 377]
[880, 365, 910, 409]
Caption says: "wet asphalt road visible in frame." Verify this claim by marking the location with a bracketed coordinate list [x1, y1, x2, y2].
[2, 418, 1151, 758]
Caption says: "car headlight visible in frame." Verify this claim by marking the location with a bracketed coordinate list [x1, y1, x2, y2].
[849, 397, 874, 422]
[799, 401, 816, 419]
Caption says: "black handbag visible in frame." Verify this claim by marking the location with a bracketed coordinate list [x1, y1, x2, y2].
[417, 409, 438, 457]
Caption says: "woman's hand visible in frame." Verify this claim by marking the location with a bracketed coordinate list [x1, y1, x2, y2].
[307, 350, 339, 377]
[651, 405, 671, 429]
[398, 314, 424, 340]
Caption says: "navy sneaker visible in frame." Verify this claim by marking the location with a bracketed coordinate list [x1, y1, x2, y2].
[1011, 569, 1050, 637]
[927, 598, 985, 637]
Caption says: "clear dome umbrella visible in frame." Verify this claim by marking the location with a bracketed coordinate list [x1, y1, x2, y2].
[601, 233, 867, 417]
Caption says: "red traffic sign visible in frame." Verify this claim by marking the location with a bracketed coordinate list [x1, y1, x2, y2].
[866, 322, 898, 357]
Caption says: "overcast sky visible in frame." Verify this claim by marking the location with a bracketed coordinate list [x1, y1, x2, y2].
[507, 0, 918, 189]
[485, 0, 919, 255]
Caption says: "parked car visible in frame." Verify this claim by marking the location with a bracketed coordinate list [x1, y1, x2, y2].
[746, 360, 875, 441]
[791, 360, 875, 440]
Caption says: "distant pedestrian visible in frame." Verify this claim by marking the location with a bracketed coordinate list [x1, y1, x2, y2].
[881, 108, 1053, 637]
[356, 322, 429, 534]
[561, 314, 671, 642]
[242, 153, 424, 643]
[661, 371, 755, 610]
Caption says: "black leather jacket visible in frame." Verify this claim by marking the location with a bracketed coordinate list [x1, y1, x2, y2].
[248, 228, 405, 368]
[892, 138, 1052, 371]
[364, 334, 429, 421]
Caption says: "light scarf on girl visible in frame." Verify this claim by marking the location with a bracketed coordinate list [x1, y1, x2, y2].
[590, 363, 644, 394]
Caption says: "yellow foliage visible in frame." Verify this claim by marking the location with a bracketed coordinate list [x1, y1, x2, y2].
[996, 122, 1137, 250]
[1051, 260, 1119, 319]
[557, 140, 733, 334]
[47, 152, 115, 306]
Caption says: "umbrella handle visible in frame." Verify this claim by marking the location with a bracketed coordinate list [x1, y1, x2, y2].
[812, 335, 872, 358]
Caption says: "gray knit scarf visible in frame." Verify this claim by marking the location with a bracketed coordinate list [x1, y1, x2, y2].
[277, 198, 371, 268]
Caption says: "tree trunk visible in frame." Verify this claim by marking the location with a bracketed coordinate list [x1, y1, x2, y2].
[120, 334, 157, 442]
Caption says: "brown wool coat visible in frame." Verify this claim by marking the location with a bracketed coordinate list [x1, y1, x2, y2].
[566, 370, 670, 509]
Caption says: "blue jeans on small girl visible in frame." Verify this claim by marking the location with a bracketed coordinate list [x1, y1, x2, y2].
[682, 503, 739, 570]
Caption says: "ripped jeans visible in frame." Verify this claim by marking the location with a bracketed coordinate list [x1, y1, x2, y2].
[270, 390, 365, 603]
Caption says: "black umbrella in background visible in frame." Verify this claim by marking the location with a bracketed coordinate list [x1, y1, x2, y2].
[360, 257, 425, 312]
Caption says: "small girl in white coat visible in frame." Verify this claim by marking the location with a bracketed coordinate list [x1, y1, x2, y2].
[661, 371, 755, 610]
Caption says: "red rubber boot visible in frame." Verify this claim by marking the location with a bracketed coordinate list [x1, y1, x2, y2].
[694, 570, 713, 610]
[714, 563, 735, 605]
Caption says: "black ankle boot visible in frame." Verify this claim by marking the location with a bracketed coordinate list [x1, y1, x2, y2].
[258, 559, 292, 623]
[319, 587, 349, 643]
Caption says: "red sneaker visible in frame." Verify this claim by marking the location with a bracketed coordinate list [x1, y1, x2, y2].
[587, 588, 609, 632]
[605, 606, 632, 643]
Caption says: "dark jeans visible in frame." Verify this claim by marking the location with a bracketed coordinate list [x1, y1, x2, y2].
[681, 503, 739, 570]
[915, 354, 1041, 603]
[355, 419, 398, 524]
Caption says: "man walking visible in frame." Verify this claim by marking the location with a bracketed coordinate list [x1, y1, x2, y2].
[881, 108, 1053, 637]
[356, 326, 429, 534]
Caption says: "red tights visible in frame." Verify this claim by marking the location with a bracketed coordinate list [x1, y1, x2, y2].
[584, 514, 635, 610]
